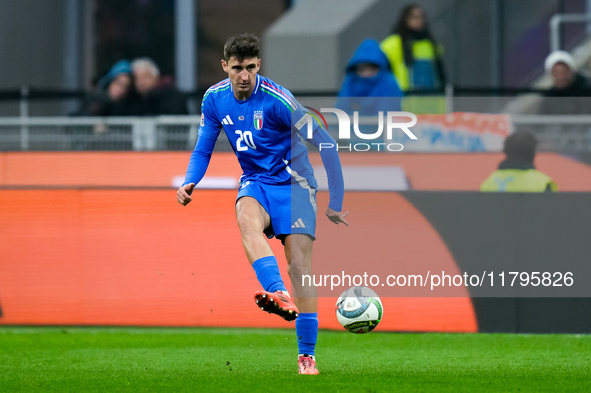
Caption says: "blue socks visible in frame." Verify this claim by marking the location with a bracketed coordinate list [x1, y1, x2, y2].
[296, 313, 318, 356]
[252, 257, 317, 356]
[252, 256, 287, 293]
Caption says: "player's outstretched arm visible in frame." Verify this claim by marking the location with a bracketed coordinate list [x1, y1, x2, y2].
[326, 207, 349, 226]
[177, 183, 195, 206]
[177, 134, 217, 206]
[305, 122, 348, 225]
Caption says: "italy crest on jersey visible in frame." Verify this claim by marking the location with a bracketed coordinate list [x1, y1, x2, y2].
[254, 111, 263, 130]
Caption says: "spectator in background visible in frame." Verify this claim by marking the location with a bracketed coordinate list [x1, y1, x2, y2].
[69, 60, 135, 150]
[129, 57, 189, 116]
[380, 4, 446, 92]
[539, 50, 591, 115]
[336, 39, 403, 115]
[72, 60, 133, 116]
[480, 130, 557, 192]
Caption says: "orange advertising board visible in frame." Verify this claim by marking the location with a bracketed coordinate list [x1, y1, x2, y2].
[0, 189, 476, 332]
[2, 151, 590, 191]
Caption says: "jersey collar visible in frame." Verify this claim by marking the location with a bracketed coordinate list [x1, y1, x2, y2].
[253, 74, 261, 95]
[230, 74, 261, 100]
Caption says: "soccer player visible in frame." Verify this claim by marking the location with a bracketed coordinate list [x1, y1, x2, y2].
[177, 33, 347, 375]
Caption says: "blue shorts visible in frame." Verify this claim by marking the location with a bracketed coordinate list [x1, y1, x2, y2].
[236, 180, 317, 241]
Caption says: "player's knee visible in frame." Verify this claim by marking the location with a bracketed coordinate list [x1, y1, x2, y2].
[236, 211, 263, 234]
[235, 212, 249, 230]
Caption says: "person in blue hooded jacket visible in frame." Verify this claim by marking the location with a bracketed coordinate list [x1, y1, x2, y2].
[336, 39, 403, 116]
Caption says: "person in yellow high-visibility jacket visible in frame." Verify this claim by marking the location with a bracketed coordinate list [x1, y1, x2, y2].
[481, 131, 558, 192]
[380, 4, 446, 92]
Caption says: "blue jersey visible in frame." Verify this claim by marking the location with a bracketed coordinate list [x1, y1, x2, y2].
[184, 74, 345, 211]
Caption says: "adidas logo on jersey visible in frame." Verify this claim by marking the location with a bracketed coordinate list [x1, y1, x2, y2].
[291, 218, 306, 228]
[221, 115, 234, 125]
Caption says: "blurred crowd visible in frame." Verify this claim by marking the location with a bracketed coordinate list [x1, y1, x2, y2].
[67, 2, 591, 170]
[337, 3, 445, 111]
[75, 4, 444, 119]
[72, 57, 188, 117]
[74, 4, 591, 119]
[335, 3, 591, 116]
[333, 3, 560, 191]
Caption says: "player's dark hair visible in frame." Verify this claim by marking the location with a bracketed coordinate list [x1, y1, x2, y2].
[503, 130, 537, 162]
[223, 34, 260, 62]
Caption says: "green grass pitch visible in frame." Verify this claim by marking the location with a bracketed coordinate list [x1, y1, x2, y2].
[0, 327, 589, 392]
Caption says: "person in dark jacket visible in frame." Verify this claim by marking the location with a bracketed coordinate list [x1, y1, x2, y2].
[540, 51, 591, 115]
[73, 59, 133, 117]
[381, 4, 446, 92]
[68, 60, 136, 150]
[128, 57, 188, 116]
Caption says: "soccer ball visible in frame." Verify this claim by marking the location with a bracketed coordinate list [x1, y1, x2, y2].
[335, 286, 383, 334]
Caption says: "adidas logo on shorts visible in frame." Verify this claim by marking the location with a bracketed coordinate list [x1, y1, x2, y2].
[291, 218, 306, 228]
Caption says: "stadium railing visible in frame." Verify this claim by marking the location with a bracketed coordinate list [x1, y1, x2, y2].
[0, 114, 590, 153]
[512, 115, 591, 153]
[0, 116, 207, 152]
